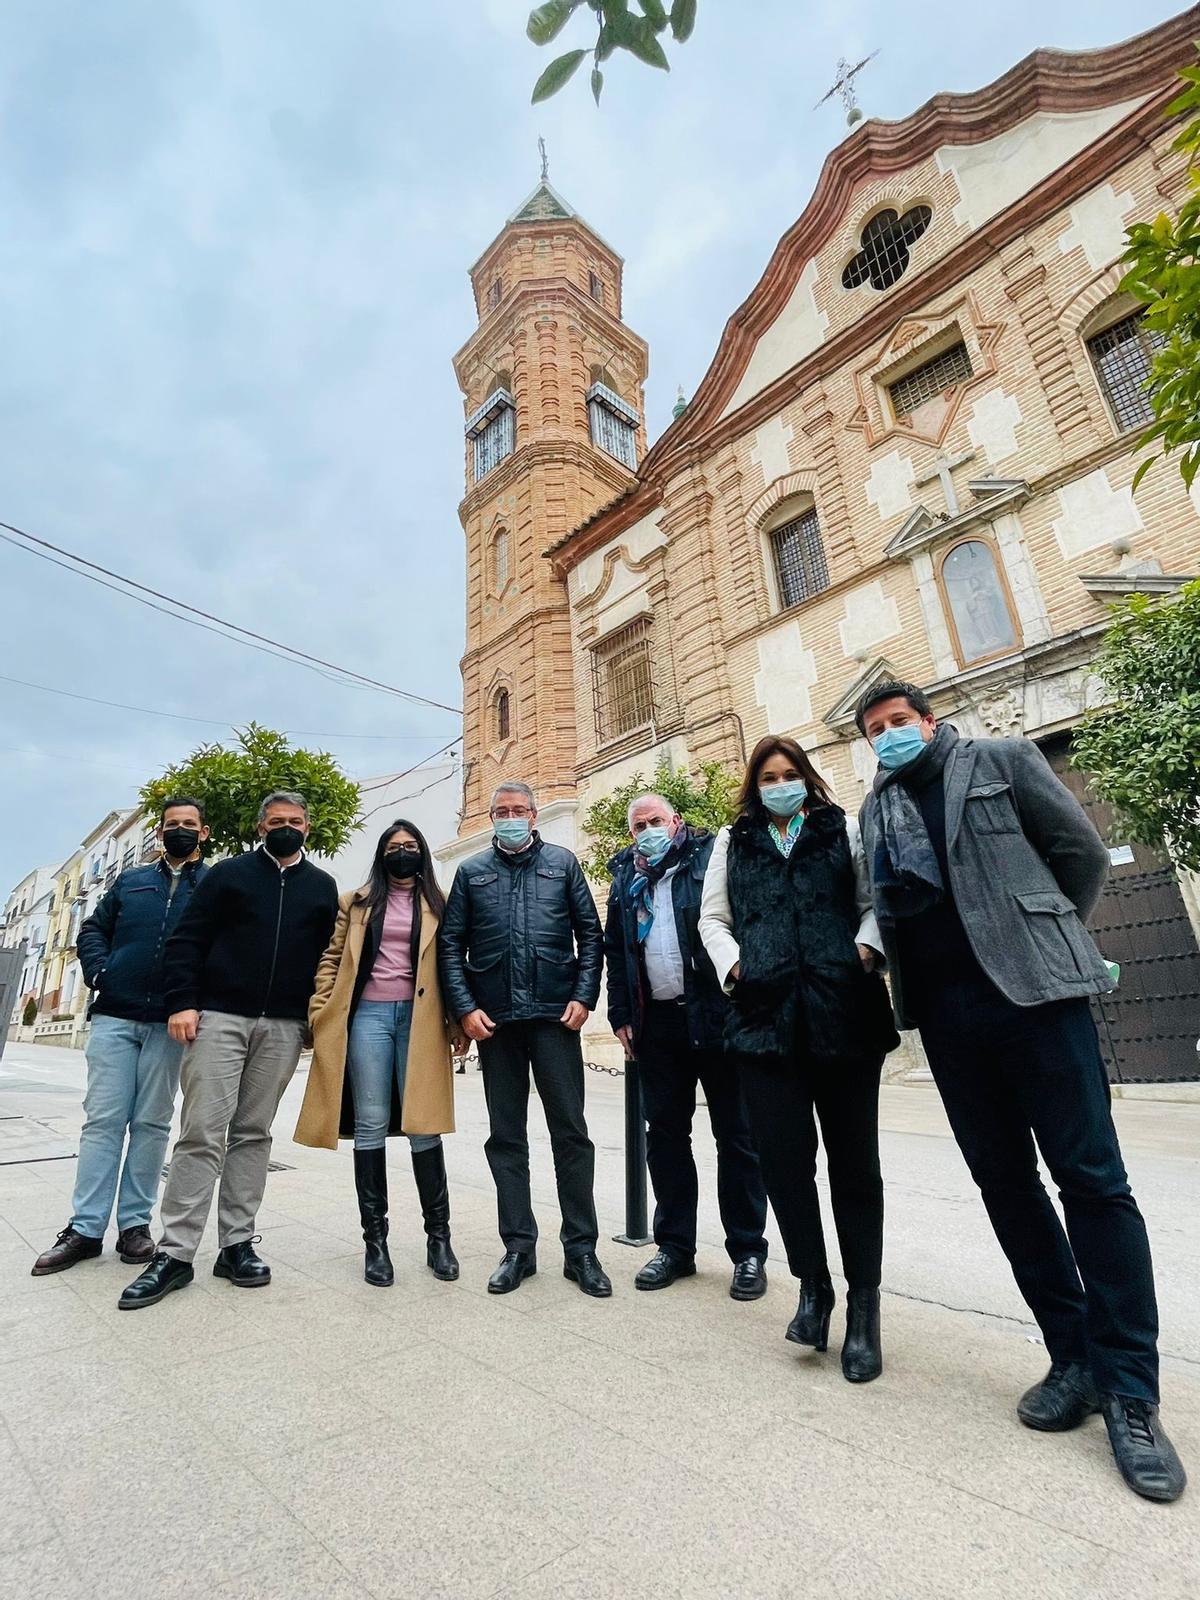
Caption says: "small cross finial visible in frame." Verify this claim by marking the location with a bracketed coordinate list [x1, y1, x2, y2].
[538, 136, 549, 183]
[814, 50, 878, 126]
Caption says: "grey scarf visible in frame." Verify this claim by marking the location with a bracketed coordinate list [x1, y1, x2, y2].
[871, 723, 959, 921]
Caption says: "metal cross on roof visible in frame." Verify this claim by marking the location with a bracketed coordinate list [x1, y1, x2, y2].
[538, 135, 549, 183]
[815, 51, 878, 126]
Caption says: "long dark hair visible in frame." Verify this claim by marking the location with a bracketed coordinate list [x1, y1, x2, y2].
[361, 818, 446, 920]
[736, 734, 835, 821]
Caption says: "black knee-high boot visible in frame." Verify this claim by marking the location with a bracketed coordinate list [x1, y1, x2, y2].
[411, 1145, 459, 1281]
[354, 1148, 393, 1287]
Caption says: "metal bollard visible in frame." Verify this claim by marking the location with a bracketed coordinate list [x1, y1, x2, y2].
[613, 1054, 652, 1246]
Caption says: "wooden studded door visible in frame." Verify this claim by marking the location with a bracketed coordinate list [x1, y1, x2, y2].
[1039, 734, 1200, 1084]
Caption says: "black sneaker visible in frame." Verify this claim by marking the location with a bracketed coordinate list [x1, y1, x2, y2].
[118, 1252, 194, 1310]
[1101, 1394, 1187, 1503]
[1018, 1362, 1100, 1431]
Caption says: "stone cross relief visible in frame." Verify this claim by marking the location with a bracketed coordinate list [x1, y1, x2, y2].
[915, 448, 976, 518]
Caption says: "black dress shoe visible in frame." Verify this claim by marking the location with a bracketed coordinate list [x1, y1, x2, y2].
[31, 1226, 102, 1276]
[841, 1287, 883, 1383]
[1018, 1362, 1100, 1431]
[730, 1257, 767, 1301]
[119, 1251, 194, 1309]
[786, 1273, 835, 1350]
[635, 1249, 696, 1290]
[1100, 1394, 1187, 1502]
[564, 1252, 612, 1298]
[488, 1250, 536, 1294]
[213, 1238, 271, 1288]
[116, 1225, 155, 1264]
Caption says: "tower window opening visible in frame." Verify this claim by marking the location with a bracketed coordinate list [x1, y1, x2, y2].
[466, 388, 515, 481]
[587, 382, 639, 469]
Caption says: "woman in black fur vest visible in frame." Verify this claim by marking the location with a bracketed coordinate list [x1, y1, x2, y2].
[700, 735, 898, 1381]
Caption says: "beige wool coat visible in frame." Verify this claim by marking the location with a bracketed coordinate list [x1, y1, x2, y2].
[294, 888, 458, 1149]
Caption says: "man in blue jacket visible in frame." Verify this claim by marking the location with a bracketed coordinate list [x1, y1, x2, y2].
[31, 798, 209, 1276]
[605, 793, 768, 1297]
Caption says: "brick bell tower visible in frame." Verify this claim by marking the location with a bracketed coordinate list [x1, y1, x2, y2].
[451, 161, 649, 844]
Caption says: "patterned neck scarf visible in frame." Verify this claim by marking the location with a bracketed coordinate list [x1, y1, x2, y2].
[629, 820, 688, 942]
[766, 811, 805, 858]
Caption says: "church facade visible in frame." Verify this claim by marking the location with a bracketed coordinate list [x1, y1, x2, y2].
[443, 10, 1200, 1082]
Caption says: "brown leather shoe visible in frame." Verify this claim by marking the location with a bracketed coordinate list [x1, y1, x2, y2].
[116, 1226, 155, 1264]
[32, 1227, 103, 1276]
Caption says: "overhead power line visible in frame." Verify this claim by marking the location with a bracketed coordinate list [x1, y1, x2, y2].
[0, 670, 443, 741]
[0, 519, 462, 716]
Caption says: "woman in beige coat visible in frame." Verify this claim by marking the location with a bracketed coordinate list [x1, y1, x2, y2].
[295, 819, 465, 1287]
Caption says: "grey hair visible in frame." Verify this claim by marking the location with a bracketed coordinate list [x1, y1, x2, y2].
[489, 779, 536, 813]
[257, 790, 308, 825]
[627, 792, 675, 829]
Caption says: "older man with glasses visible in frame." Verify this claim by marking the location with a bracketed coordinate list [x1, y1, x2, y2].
[439, 780, 609, 1297]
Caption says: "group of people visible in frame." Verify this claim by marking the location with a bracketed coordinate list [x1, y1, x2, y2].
[29, 680, 1185, 1505]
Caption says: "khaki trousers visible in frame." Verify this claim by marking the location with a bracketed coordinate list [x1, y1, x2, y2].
[159, 1011, 305, 1263]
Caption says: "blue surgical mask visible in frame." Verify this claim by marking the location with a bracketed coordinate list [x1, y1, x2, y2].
[635, 825, 673, 860]
[494, 817, 531, 848]
[760, 780, 808, 817]
[872, 724, 928, 771]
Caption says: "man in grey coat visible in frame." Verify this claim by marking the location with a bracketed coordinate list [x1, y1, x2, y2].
[857, 680, 1185, 1505]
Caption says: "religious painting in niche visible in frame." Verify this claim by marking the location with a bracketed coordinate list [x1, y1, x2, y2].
[940, 540, 1017, 664]
[842, 206, 932, 291]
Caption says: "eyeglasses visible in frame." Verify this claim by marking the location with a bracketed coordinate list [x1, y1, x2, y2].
[491, 806, 531, 820]
[384, 844, 421, 857]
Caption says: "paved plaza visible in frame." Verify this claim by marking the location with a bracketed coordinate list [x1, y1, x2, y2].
[1, 1041, 1197, 1600]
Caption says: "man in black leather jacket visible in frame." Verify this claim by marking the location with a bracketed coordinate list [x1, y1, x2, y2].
[439, 780, 609, 1297]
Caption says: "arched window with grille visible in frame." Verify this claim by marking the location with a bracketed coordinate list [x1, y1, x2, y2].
[495, 689, 510, 744]
[1086, 310, 1164, 433]
[768, 507, 830, 609]
[939, 539, 1018, 665]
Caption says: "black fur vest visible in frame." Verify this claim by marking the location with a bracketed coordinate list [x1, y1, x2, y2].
[724, 803, 897, 1062]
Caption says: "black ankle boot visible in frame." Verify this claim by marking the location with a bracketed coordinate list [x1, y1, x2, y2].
[411, 1145, 459, 1281]
[786, 1272, 835, 1350]
[353, 1148, 393, 1287]
[841, 1287, 883, 1383]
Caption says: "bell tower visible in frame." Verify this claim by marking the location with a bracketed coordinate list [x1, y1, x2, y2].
[452, 165, 649, 841]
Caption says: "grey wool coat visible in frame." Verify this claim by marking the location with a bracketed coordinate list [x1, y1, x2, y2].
[859, 735, 1114, 1028]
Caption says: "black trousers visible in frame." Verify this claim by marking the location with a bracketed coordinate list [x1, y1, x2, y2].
[737, 1049, 884, 1288]
[479, 1019, 598, 1259]
[639, 1000, 768, 1264]
[917, 985, 1159, 1403]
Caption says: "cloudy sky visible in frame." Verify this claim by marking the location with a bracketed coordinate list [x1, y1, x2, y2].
[0, 0, 1173, 893]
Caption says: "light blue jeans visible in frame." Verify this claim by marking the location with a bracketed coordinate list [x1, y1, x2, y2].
[70, 1015, 183, 1238]
[348, 1000, 441, 1154]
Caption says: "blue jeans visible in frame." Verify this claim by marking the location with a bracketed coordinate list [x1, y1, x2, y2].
[348, 1000, 441, 1154]
[70, 1015, 183, 1238]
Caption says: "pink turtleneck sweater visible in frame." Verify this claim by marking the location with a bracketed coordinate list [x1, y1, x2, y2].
[361, 881, 417, 1002]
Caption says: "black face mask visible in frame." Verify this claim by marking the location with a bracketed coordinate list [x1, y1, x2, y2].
[162, 827, 200, 860]
[384, 851, 421, 880]
[264, 825, 305, 859]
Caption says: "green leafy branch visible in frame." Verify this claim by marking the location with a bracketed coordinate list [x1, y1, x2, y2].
[1071, 580, 1200, 870]
[527, 0, 697, 105]
[1121, 45, 1200, 492]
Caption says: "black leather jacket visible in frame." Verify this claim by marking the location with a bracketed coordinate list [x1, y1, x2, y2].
[438, 835, 603, 1025]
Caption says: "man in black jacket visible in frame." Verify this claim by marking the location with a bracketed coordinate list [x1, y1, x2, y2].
[119, 792, 338, 1309]
[31, 799, 210, 1276]
[605, 794, 768, 1298]
[439, 780, 608, 1297]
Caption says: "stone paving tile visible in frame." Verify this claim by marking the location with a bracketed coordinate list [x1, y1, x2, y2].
[0, 1541, 90, 1600]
